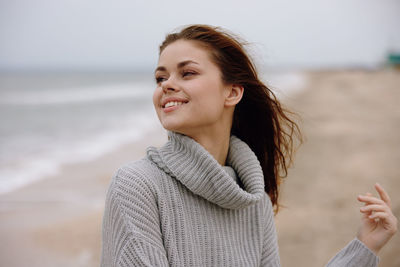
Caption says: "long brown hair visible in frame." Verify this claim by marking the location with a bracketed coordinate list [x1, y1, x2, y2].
[159, 25, 301, 212]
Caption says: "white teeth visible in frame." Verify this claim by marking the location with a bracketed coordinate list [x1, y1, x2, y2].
[164, 101, 184, 108]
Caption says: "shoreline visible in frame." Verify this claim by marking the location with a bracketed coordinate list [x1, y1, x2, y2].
[1, 69, 399, 267]
[0, 125, 167, 267]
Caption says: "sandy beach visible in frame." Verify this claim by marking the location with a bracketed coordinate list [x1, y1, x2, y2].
[0, 69, 399, 267]
[276, 69, 400, 267]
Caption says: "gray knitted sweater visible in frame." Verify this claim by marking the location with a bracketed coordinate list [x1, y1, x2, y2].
[101, 131, 378, 266]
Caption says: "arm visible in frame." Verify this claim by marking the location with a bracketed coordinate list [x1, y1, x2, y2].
[326, 238, 378, 267]
[101, 167, 169, 267]
[327, 183, 397, 267]
[260, 195, 281, 267]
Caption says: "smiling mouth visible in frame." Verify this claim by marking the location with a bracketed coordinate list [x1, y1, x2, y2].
[162, 101, 188, 108]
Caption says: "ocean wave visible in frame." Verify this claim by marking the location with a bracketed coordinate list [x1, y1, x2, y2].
[0, 112, 161, 195]
[0, 82, 154, 105]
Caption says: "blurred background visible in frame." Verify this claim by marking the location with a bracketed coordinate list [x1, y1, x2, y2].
[0, 0, 399, 266]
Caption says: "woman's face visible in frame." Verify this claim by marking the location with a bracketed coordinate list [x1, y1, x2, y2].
[153, 40, 230, 136]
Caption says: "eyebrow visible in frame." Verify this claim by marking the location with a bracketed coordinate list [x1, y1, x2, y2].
[154, 60, 199, 73]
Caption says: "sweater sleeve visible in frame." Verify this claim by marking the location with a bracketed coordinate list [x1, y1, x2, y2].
[260, 195, 281, 267]
[101, 166, 169, 267]
[326, 238, 379, 267]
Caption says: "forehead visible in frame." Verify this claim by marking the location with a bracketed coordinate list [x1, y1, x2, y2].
[158, 40, 213, 66]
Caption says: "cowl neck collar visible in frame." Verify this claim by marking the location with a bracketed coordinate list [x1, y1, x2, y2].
[146, 131, 265, 209]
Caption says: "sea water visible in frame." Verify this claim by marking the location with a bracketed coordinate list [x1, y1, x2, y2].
[0, 72, 160, 194]
[0, 71, 306, 194]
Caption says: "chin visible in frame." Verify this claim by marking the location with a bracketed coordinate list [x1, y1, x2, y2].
[161, 124, 191, 137]
[160, 121, 183, 133]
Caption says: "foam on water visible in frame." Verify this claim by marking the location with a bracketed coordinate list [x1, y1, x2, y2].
[0, 82, 153, 105]
[0, 77, 160, 194]
[0, 113, 159, 194]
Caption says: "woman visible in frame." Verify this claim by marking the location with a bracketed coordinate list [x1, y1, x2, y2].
[101, 25, 397, 266]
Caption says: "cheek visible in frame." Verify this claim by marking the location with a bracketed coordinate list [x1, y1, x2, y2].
[194, 88, 225, 118]
[152, 88, 161, 109]
[202, 83, 226, 107]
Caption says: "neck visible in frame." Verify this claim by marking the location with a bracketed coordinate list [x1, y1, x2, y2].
[174, 109, 234, 165]
[191, 131, 231, 166]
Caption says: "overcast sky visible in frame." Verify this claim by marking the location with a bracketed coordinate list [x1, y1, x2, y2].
[1, 0, 399, 71]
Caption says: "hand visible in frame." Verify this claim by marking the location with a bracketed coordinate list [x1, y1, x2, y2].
[357, 183, 398, 255]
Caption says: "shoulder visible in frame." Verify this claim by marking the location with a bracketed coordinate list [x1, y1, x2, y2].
[108, 158, 162, 201]
[117, 157, 161, 179]
[115, 158, 161, 183]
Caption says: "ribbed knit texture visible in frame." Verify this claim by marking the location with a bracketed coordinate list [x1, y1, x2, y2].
[327, 238, 379, 267]
[101, 131, 379, 267]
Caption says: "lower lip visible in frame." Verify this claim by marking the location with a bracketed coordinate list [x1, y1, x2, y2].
[163, 103, 186, 113]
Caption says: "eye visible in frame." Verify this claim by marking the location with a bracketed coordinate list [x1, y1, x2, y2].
[182, 70, 196, 77]
[155, 76, 167, 84]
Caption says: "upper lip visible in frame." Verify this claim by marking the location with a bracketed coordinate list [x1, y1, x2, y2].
[161, 97, 189, 108]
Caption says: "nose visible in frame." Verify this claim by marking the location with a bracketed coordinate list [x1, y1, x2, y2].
[161, 76, 179, 93]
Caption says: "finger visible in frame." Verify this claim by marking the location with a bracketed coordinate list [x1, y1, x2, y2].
[364, 193, 373, 206]
[360, 209, 373, 219]
[360, 204, 389, 213]
[358, 195, 385, 205]
[364, 192, 373, 206]
[358, 196, 383, 206]
[369, 212, 390, 220]
[359, 194, 374, 219]
[375, 183, 392, 208]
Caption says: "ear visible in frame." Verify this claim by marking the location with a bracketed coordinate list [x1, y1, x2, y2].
[224, 84, 244, 107]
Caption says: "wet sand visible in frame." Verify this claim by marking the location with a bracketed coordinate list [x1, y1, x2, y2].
[0, 69, 399, 266]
